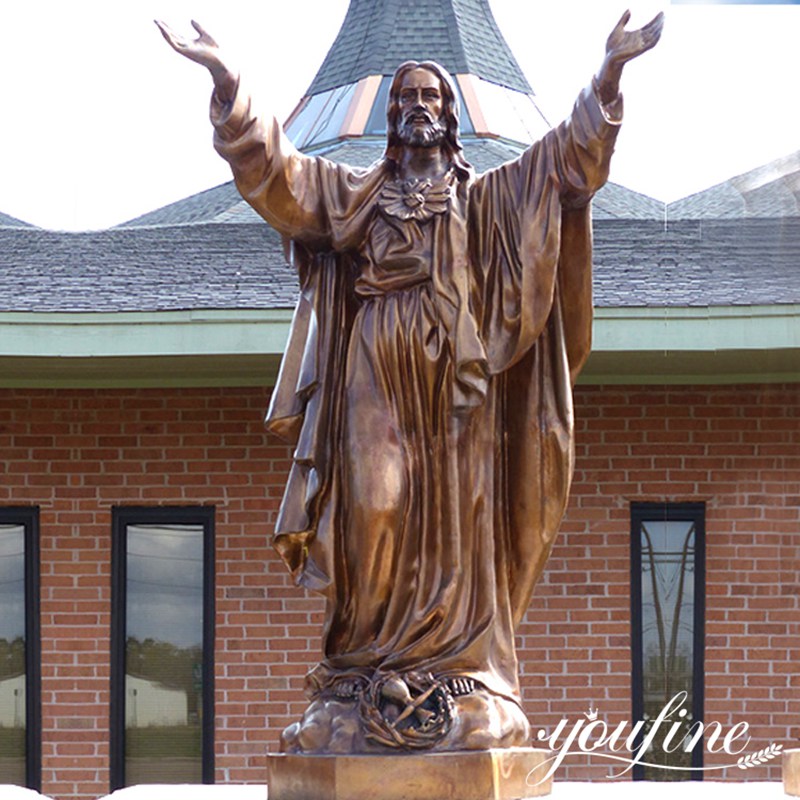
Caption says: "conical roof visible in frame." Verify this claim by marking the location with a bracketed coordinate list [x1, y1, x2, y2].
[285, 0, 550, 152]
[308, 0, 531, 95]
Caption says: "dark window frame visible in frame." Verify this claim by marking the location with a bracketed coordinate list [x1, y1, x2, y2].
[630, 501, 706, 782]
[0, 506, 41, 791]
[110, 506, 215, 791]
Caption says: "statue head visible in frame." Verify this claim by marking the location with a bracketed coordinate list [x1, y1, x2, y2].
[385, 60, 471, 177]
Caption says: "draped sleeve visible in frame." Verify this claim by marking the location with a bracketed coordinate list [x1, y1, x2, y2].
[209, 83, 386, 590]
[467, 83, 622, 380]
[211, 82, 386, 251]
[464, 84, 623, 625]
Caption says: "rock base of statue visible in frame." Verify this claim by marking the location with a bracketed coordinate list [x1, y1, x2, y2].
[786, 749, 800, 796]
[280, 683, 532, 753]
[266, 748, 552, 800]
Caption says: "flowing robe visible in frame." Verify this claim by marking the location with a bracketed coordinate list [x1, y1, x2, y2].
[212, 82, 621, 713]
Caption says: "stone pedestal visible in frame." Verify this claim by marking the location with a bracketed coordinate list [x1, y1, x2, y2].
[267, 748, 552, 800]
[786, 748, 800, 796]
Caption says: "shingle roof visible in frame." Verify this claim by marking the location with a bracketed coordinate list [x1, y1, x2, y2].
[668, 150, 800, 220]
[120, 183, 245, 228]
[307, 0, 531, 95]
[0, 210, 35, 228]
[592, 183, 666, 221]
[0, 224, 296, 312]
[3, 214, 798, 313]
[593, 218, 800, 307]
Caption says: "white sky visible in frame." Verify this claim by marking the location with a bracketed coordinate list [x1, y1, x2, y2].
[0, 526, 24, 641]
[126, 525, 203, 648]
[0, 1, 798, 230]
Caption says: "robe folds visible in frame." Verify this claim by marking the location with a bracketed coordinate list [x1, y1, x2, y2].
[212, 82, 622, 708]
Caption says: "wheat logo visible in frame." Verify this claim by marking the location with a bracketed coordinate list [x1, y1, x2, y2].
[737, 743, 783, 770]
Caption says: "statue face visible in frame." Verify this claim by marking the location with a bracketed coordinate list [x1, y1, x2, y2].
[398, 68, 444, 124]
[397, 68, 446, 148]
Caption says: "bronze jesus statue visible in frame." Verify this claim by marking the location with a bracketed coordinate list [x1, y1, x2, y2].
[159, 11, 662, 755]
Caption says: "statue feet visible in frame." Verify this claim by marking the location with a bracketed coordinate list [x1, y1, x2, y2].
[280, 669, 531, 754]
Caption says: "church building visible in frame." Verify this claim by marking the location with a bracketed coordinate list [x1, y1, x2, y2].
[0, 0, 797, 797]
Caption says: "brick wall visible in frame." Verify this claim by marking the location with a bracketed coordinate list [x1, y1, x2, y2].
[523, 383, 800, 781]
[0, 383, 797, 797]
[0, 387, 302, 798]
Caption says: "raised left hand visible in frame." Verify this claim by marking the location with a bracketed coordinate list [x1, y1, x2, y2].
[606, 10, 664, 66]
[595, 10, 664, 105]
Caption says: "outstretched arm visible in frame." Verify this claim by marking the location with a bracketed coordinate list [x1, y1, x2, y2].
[156, 20, 341, 245]
[467, 12, 662, 381]
[595, 10, 664, 104]
[155, 20, 238, 103]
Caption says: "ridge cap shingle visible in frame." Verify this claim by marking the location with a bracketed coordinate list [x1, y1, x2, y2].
[667, 149, 800, 220]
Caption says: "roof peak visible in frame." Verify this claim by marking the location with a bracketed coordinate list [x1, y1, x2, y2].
[0, 210, 35, 228]
[668, 149, 800, 220]
[285, 0, 549, 151]
[307, 0, 531, 95]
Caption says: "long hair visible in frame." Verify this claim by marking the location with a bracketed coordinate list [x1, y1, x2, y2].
[384, 60, 472, 179]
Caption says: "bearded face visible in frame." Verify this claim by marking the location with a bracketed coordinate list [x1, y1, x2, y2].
[395, 68, 447, 148]
[398, 111, 447, 147]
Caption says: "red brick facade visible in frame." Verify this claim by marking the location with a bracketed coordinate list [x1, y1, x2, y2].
[1, 383, 797, 797]
[527, 384, 800, 781]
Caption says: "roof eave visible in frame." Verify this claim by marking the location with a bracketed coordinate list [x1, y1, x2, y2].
[0, 305, 798, 388]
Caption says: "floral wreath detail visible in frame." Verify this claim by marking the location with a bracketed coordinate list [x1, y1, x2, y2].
[378, 172, 453, 222]
[737, 742, 783, 770]
[358, 671, 454, 749]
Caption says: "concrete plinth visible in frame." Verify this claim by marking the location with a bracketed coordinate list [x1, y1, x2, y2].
[267, 748, 552, 800]
[785, 749, 800, 796]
